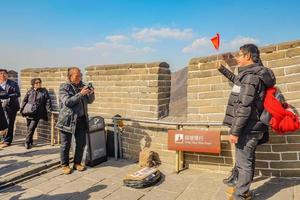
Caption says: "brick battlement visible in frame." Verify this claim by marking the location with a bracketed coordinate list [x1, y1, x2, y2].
[13, 39, 300, 177]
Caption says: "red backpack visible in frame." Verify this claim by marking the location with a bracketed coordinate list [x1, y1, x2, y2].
[261, 87, 300, 135]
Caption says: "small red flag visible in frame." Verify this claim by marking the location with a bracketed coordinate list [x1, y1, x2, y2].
[211, 33, 220, 50]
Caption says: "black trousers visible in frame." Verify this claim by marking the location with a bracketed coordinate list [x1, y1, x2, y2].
[3, 110, 17, 145]
[60, 117, 87, 166]
[234, 133, 263, 199]
[25, 118, 40, 144]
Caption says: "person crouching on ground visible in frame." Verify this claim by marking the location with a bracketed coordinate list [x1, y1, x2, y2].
[56, 67, 95, 175]
[219, 44, 276, 200]
[20, 78, 53, 149]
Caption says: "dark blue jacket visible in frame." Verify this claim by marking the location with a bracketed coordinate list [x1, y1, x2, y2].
[0, 79, 20, 112]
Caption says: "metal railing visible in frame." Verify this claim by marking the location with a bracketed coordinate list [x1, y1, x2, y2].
[112, 117, 223, 127]
[50, 113, 223, 172]
[112, 116, 223, 172]
[50, 111, 59, 146]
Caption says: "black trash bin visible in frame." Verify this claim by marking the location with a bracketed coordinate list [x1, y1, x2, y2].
[84, 116, 107, 167]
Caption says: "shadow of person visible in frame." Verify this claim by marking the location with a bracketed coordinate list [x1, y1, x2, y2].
[9, 184, 107, 200]
[0, 148, 59, 180]
[252, 177, 300, 200]
[131, 121, 153, 158]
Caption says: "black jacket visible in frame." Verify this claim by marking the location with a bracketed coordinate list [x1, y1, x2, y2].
[219, 64, 276, 137]
[20, 88, 52, 121]
[0, 103, 8, 130]
[0, 79, 20, 112]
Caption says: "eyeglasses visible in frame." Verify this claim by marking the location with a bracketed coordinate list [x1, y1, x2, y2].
[34, 82, 41, 84]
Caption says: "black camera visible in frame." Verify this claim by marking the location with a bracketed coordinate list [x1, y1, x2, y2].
[86, 82, 94, 90]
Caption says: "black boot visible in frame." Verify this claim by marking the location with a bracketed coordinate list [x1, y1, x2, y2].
[223, 166, 238, 187]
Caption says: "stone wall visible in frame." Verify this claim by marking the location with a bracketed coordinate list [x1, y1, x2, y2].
[115, 121, 233, 172]
[15, 63, 171, 141]
[186, 40, 300, 176]
[109, 121, 176, 166]
[12, 39, 300, 177]
[85, 62, 171, 120]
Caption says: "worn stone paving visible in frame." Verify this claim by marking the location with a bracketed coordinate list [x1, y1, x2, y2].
[1, 137, 300, 199]
[0, 136, 60, 183]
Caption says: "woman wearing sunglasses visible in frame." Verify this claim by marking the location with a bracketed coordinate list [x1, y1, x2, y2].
[20, 78, 52, 149]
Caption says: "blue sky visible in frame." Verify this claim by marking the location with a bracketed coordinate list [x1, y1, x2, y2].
[0, 0, 300, 72]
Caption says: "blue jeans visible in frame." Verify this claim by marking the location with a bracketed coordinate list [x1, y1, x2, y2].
[234, 133, 263, 199]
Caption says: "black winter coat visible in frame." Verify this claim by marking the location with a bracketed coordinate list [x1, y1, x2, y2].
[0, 103, 8, 130]
[20, 88, 52, 121]
[218, 64, 276, 137]
[0, 79, 20, 112]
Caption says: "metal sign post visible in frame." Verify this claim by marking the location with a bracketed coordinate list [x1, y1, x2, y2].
[175, 125, 184, 173]
[113, 118, 119, 161]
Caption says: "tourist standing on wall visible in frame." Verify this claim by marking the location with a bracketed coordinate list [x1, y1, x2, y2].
[218, 44, 276, 200]
[20, 78, 53, 149]
[56, 67, 95, 175]
[0, 69, 20, 148]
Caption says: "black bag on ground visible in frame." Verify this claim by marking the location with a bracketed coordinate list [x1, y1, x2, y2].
[123, 167, 161, 188]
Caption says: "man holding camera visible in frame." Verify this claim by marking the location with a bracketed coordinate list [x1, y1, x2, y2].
[56, 67, 95, 175]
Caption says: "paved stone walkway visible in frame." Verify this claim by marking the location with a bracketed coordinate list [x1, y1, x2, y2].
[1, 137, 300, 199]
[0, 136, 60, 186]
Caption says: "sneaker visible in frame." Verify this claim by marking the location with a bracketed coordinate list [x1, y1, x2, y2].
[0, 143, 9, 148]
[232, 191, 253, 200]
[223, 167, 238, 187]
[62, 166, 72, 175]
[73, 164, 86, 171]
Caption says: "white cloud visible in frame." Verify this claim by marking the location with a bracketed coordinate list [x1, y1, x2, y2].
[132, 27, 194, 42]
[182, 37, 212, 53]
[105, 35, 129, 43]
[182, 36, 260, 54]
[226, 36, 259, 49]
[72, 42, 154, 56]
